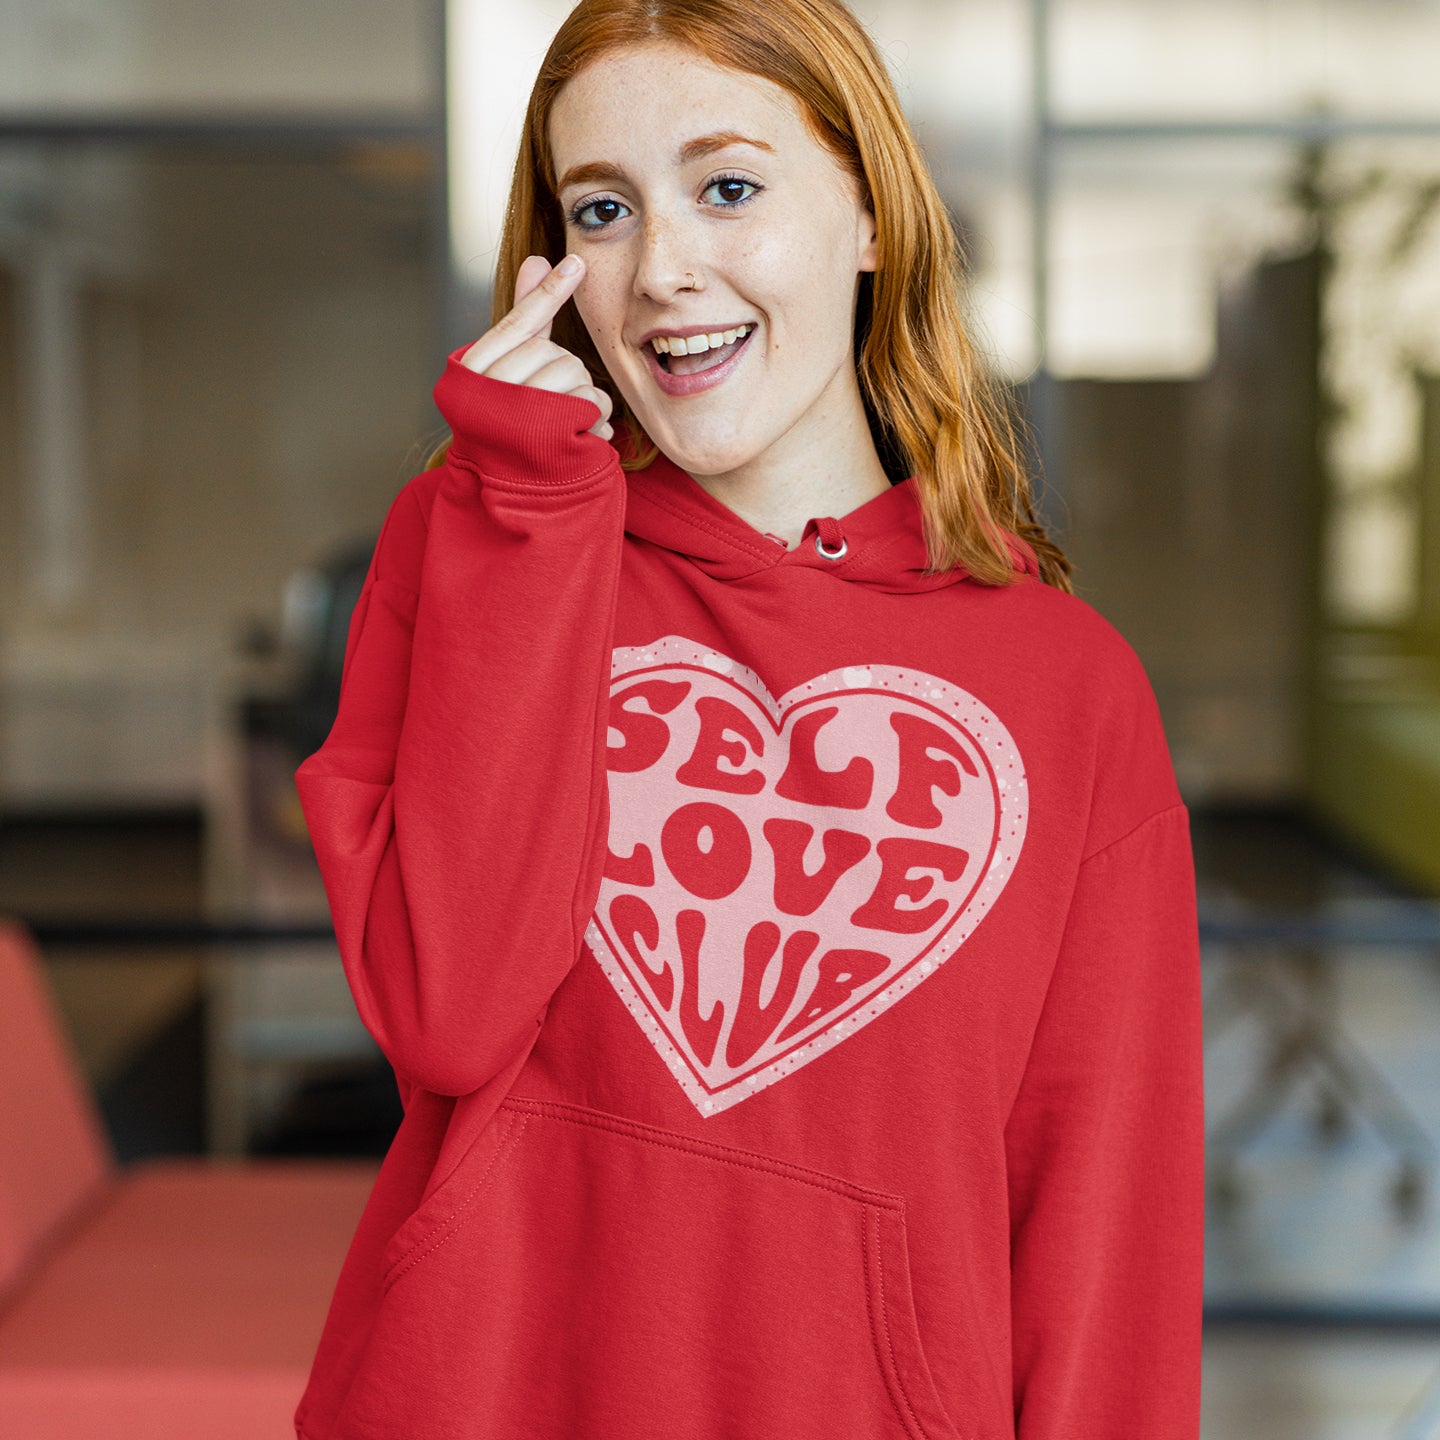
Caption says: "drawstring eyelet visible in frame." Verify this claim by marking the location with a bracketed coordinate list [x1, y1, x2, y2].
[812, 515, 848, 560]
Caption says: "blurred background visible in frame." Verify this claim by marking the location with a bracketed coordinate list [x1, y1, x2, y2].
[1, 0, 1439, 1435]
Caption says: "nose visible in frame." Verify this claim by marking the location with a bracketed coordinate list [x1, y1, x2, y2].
[631, 209, 702, 304]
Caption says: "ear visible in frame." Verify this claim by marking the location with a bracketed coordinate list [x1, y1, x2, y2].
[857, 202, 879, 274]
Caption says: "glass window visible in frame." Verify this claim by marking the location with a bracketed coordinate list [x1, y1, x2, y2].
[1051, 0, 1440, 123]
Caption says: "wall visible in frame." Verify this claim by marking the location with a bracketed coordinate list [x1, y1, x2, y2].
[0, 0, 441, 810]
[1051, 251, 1323, 803]
[0, 0, 434, 114]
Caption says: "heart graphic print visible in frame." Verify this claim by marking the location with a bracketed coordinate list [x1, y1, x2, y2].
[583, 636, 1028, 1117]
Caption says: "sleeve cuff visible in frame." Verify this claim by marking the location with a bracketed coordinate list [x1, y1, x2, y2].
[432, 345, 614, 486]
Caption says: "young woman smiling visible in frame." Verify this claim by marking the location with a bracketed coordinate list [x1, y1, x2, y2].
[292, 3, 1204, 1438]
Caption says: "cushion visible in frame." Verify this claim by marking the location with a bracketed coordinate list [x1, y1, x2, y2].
[0, 919, 115, 1301]
[0, 1156, 380, 1437]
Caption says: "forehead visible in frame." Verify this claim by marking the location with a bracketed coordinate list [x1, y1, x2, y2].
[549, 43, 807, 177]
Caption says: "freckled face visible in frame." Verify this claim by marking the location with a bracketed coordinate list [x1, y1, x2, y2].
[548, 40, 878, 477]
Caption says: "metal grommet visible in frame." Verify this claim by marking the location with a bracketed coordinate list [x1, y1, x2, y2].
[814, 534, 848, 560]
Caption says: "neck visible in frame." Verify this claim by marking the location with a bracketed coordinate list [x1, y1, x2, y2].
[685, 366, 892, 550]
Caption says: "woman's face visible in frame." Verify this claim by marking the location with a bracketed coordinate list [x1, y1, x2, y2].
[548, 40, 878, 478]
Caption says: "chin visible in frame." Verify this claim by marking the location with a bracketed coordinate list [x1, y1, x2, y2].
[651, 422, 764, 474]
[663, 443, 753, 478]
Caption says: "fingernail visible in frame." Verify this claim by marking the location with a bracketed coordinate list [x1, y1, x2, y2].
[558, 254, 582, 276]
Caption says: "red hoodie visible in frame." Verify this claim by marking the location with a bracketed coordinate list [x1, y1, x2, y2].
[291, 347, 1205, 1440]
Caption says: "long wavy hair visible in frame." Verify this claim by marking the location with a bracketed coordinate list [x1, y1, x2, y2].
[427, 0, 1073, 592]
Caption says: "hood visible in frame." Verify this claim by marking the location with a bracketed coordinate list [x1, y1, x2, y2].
[621, 447, 1039, 595]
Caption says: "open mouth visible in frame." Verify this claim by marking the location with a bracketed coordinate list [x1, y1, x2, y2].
[655, 327, 754, 375]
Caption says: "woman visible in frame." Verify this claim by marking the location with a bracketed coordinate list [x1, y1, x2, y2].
[293, 2, 1204, 1437]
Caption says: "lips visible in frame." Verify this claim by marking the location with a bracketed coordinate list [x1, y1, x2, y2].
[642, 326, 756, 398]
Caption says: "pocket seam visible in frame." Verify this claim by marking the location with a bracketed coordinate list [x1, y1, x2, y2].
[384, 1111, 532, 1292]
[499, 1094, 908, 1210]
[863, 1203, 967, 1440]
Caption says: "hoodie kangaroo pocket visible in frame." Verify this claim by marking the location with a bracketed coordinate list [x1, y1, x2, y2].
[380, 1104, 532, 1289]
[338, 1095, 968, 1440]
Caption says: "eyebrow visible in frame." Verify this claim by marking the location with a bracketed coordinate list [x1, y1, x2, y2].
[556, 131, 776, 195]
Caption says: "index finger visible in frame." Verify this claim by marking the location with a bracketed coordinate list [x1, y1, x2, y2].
[461, 254, 585, 375]
[512, 253, 565, 323]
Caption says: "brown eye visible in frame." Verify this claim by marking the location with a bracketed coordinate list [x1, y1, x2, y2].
[704, 174, 762, 210]
[568, 196, 630, 231]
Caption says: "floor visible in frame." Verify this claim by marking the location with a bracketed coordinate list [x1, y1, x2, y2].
[4, 802, 1440, 1436]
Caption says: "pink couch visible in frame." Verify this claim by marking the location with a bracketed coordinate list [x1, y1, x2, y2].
[0, 917, 380, 1438]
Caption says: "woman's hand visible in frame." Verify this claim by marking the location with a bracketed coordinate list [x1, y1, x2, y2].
[460, 253, 614, 443]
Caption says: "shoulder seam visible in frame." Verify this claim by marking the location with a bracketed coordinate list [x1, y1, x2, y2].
[367, 479, 432, 599]
[1079, 801, 1188, 867]
[372, 572, 420, 601]
[398, 470, 436, 538]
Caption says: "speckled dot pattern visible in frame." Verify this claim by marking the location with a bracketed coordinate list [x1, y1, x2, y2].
[585, 635, 1029, 1117]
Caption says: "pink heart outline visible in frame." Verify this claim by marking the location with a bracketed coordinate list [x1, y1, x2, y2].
[585, 635, 1029, 1116]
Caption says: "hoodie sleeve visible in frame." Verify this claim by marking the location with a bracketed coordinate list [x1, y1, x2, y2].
[1004, 798, 1206, 1438]
[294, 347, 625, 1097]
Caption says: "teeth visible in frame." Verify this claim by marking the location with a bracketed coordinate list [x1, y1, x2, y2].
[651, 323, 753, 355]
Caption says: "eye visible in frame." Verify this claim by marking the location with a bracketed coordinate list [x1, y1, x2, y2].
[702, 172, 763, 210]
[564, 195, 627, 231]
[564, 174, 766, 233]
